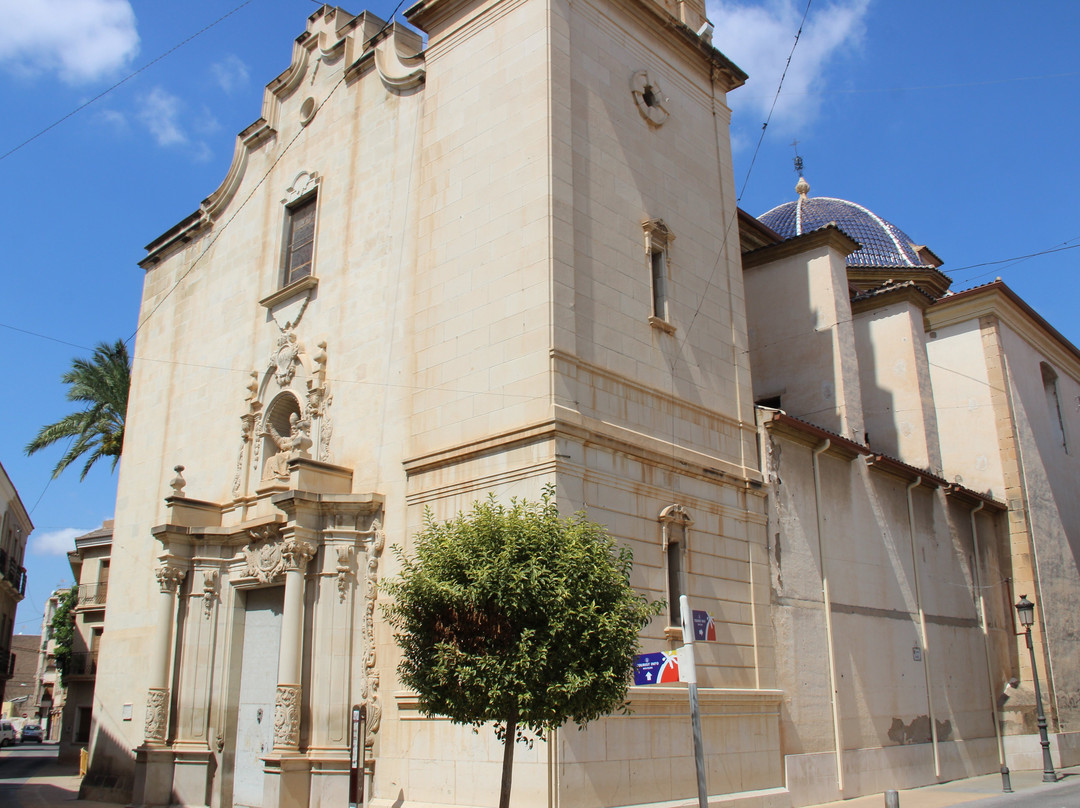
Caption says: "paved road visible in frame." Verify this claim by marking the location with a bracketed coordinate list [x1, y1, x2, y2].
[0, 742, 86, 808]
[944, 774, 1080, 808]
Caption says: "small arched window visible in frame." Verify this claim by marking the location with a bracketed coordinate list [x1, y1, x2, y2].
[659, 504, 693, 630]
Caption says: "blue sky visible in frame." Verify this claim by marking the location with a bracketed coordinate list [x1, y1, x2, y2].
[2, 0, 1078, 634]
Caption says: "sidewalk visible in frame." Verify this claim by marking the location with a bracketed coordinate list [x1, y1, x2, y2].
[804, 764, 1080, 808]
[12, 757, 1080, 808]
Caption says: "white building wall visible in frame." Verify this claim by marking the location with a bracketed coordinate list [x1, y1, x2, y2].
[925, 320, 1005, 497]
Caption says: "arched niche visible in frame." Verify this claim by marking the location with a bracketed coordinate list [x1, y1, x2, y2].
[260, 392, 303, 481]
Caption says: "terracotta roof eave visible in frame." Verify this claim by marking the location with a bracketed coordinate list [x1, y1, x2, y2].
[738, 208, 783, 252]
[760, 409, 867, 458]
[760, 409, 1001, 506]
[944, 483, 1007, 512]
[865, 453, 948, 488]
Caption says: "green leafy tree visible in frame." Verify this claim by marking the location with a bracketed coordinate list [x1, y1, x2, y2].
[49, 586, 78, 687]
[26, 339, 131, 480]
[382, 488, 661, 808]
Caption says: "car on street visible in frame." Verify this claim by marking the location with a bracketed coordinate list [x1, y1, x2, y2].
[0, 720, 16, 746]
[20, 724, 44, 743]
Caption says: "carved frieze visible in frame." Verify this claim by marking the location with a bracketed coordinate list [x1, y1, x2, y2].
[273, 683, 302, 749]
[145, 687, 170, 745]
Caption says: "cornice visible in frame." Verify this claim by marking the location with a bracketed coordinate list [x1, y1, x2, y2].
[926, 281, 1080, 377]
[407, 0, 746, 90]
[847, 266, 952, 300]
[850, 282, 936, 316]
[740, 223, 860, 269]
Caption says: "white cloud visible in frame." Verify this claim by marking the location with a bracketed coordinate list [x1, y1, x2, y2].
[94, 108, 128, 131]
[31, 527, 90, 556]
[211, 54, 250, 94]
[137, 86, 187, 146]
[0, 0, 139, 84]
[708, 0, 870, 132]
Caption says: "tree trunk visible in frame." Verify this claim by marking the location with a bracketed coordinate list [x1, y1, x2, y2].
[499, 707, 517, 808]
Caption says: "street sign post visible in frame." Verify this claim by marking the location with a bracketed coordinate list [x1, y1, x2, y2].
[349, 704, 367, 808]
[680, 595, 709, 808]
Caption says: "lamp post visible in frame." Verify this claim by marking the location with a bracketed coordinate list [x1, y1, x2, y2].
[1015, 595, 1057, 783]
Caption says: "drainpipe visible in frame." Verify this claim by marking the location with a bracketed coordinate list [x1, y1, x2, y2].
[812, 439, 844, 792]
[907, 478, 940, 779]
[969, 502, 1006, 767]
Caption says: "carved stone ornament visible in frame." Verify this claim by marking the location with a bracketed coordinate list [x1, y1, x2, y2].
[631, 70, 670, 127]
[244, 524, 285, 583]
[145, 687, 170, 744]
[335, 546, 355, 603]
[282, 538, 316, 572]
[202, 570, 220, 619]
[360, 519, 385, 744]
[273, 683, 302, 749]
[271, 331, 301, 388]
[156, 565, 186, 594]
[244, 541, 284, 584]
[169, 465, 186, 497]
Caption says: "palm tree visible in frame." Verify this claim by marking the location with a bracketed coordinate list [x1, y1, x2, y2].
[26, 339, 131, 480]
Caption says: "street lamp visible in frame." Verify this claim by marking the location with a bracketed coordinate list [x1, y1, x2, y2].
[1015, 595, 1057, 783]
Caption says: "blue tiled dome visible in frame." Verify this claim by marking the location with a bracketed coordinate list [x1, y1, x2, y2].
[758, 180, 933, 268]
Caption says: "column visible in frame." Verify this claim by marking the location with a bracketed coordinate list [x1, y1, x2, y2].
[273, 538, 315, 751]
[145, 564, 186, 746]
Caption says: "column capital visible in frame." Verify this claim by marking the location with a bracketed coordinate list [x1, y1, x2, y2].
[155, 564, 186, 594]
[282, 538, 316, 572]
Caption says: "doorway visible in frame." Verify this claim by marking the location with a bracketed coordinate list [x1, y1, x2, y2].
[232, 587, 284, 808]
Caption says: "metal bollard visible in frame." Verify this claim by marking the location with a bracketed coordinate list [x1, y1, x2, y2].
[884, 790, 900, 808]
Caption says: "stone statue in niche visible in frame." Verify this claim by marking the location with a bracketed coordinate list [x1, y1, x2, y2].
[262, 412, 313, 479]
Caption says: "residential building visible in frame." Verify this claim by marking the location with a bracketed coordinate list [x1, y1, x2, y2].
[2, 634, 41, 726]
[83, 3, 1080, 808]
[0, 460, 31, 708]
[61, 521, 113, 764]
[37, 590, 67, 741]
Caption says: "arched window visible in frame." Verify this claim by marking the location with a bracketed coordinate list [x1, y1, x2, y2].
[659, 505, 693, 631]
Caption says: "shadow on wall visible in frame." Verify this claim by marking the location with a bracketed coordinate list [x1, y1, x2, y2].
[80, 720, 136, 803]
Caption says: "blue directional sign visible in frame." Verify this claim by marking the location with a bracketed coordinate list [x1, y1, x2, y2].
[692, 610, 716, 642]
[633, 651, 680, 685]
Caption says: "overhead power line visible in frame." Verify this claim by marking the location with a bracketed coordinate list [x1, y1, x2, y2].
[0, 0, 257, 164]
[737, 0, 812, 204]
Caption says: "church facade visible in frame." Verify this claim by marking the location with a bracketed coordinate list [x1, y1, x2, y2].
[83, 3, 1080, 808]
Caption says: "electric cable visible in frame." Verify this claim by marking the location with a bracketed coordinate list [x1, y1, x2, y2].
[0, 0, 258, 164]
[736, 0, 812, 204]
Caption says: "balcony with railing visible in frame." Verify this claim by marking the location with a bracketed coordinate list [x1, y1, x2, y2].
[66, 652, 99, 679]
[0, 552, 26, 597]
[77, 582, 109, 608]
